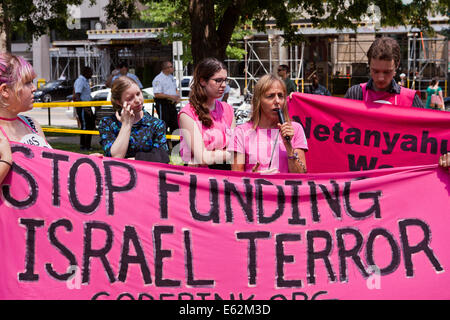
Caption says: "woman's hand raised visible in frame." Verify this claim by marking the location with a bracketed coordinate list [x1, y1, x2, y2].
[116, 101, 136, 127]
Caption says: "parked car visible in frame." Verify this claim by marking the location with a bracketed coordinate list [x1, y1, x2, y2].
[66, 87, 157, 123]
[65, 83, 107, 102]
[180, 76, 193, 99]
[34, 79, 75, 102]
[68, 87, 157, 125]
[91, 84, 107, 92]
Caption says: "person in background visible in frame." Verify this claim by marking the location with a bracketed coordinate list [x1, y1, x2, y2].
[0, 131, 12, 184]
[398, 73, 406, 87]
[219, 83, 231, 102]
[0, 53, 51, 149]
[74, 66, 95, 151]
[109, 61, 143, 89]
[345, 37, 424, 108]
[425, 78, 444, 111]
[229, 74, 308, 174]
[178, 57, 235, 169]
[306, 74, 331, 96]
[277, 64, 297, 95]
[153, 61, 181, 136]
[98, 76, 168, 160]
[105, 65, 120, 88]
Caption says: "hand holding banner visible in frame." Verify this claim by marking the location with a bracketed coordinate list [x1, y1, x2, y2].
[0, 143, 449, 299]
[288, 93, 450, 173]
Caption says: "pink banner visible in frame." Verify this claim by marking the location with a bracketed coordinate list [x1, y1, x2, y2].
[0, 143, 449, 300]
[288, 93, 450, 173]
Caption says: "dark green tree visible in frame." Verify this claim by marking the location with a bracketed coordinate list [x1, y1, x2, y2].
[0, 0, 95, 52]
[140, 0, 446, 65]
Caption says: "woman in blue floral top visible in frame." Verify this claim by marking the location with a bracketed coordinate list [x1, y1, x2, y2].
[98, 76, 168, 159]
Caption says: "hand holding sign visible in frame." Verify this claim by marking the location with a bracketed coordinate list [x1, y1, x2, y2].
[439, 152, 450, 169]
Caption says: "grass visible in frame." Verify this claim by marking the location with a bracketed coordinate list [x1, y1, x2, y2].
[45, 131, 103, 155]
[50, 142, 103, 155]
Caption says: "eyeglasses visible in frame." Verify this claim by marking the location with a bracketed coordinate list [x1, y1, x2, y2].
[211, 78, 230, 85]
[277, 68, 285, 72]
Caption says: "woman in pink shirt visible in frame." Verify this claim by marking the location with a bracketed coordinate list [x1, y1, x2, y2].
[230, 74, 308, 174]
[178, 58, 235, 169]
[0, 131, 12, 184]
[0, 53, 51, 149]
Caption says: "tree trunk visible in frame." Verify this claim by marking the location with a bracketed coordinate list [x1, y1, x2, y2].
[189, 0, 223, 65]
[0, 3, 12, 52]
[4, 17, 11, 53]
[189, 0, 246, 66]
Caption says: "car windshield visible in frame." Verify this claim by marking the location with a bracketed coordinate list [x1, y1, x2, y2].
[92, 92, 109, 101]
[42, 81, 60, 90]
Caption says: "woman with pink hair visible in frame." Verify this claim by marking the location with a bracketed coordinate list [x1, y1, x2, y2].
[0, 53, 51, 149]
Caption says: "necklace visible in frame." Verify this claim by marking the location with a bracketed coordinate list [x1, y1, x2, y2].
[0, 116, 18, 121]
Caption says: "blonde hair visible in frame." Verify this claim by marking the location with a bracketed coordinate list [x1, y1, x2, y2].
[110, 76, 139, 112]
[250, 74, 289, 129]
[0, 53, 36, 108]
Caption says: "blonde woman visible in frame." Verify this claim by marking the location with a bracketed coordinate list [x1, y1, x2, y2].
[0, 53, 50, 148]
[230, 74, 308, 174]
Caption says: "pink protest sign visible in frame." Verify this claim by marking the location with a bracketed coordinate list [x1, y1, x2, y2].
[0, 143, 449, 300]
[288, 93, 450, 173]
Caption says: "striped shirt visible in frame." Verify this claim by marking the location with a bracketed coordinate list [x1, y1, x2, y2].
[344, 79, 424, 108]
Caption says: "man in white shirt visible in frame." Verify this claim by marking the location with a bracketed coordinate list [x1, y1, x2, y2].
[152, 61, 180, 134]
[74, 66, 95, 151]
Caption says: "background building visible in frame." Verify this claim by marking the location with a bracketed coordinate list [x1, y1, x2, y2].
[4, 1, 449, 97]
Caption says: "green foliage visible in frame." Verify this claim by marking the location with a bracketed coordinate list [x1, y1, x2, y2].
[141, 0, 253, 63]
[141, 0, 193, 63]
[0, 0, 86, 51]
[140, 0, 440, 64]
[103, 0, 142, 27]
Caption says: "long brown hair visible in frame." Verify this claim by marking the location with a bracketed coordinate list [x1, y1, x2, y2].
[250, 74, 289, 129]
[189, 58, 226, 127]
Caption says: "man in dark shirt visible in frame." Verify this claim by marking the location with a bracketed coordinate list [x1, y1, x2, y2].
[277, 64, 297, 95]
[344, 37, 424, 108]
[307, 74, 331, 96]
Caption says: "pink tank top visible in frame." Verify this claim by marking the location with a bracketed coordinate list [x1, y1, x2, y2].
[0, 116, 51, 148]
[178, 100, 234, 162]
[360, 82, 415, 107]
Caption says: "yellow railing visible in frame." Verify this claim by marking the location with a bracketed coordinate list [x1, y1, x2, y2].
[42, 126, 180, 140]
[36, 100, 180, 140]
[33, 99, 154, 108]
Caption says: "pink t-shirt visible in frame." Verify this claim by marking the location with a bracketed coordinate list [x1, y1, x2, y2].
[178, 100, 234, 163]
[229, 121, 308, 173]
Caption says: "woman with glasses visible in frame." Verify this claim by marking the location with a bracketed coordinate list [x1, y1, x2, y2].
[178, 57, 235, 169]
[229, 74, 308, 174]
